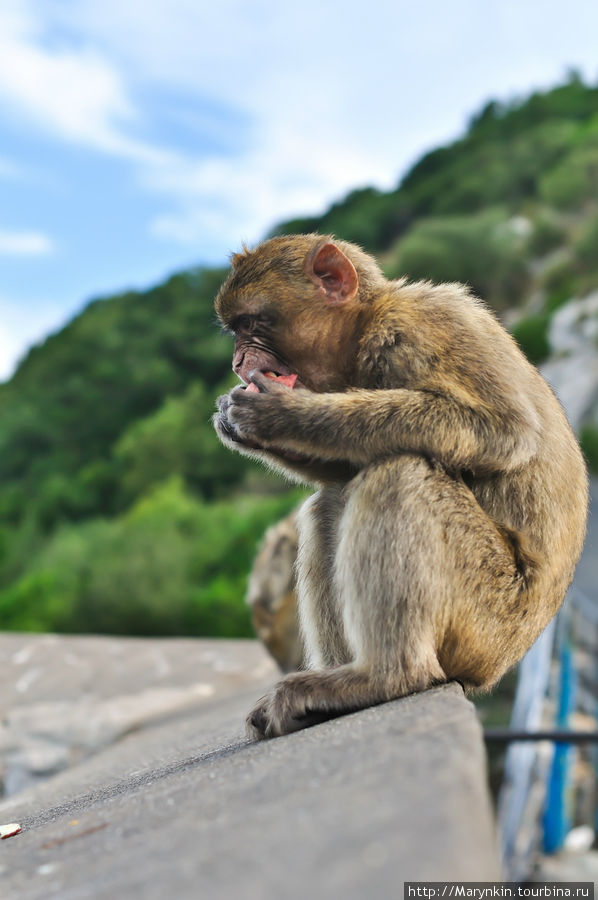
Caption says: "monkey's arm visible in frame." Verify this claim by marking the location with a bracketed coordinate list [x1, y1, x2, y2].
[213, 393, 360, 485]
[224, 374, 540, 475]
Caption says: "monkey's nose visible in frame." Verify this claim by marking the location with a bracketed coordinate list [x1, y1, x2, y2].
[232, 349, 245, 375]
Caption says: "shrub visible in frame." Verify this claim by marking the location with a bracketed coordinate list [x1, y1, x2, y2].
[574, 212, 598, 273]
[528, 211, 567, 257]
[0, 479, 305, 637]
[510, 313, 551, 365]
[542, 258, 579, 311]
[539, 138, 598, 210]
[579, 424, 598, 474]
[386, 209, 529, 309]
[115, 379, 250, 503]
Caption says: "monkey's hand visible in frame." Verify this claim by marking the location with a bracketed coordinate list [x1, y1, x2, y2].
[223, 371, 308, 453]
[213, 390, 264, 450]
[214, 384, 358, 485]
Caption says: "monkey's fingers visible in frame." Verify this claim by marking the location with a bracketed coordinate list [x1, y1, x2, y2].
[216, 392, 232, 414]
[213, 410, 262, 449]
[245, 676, 337, 740]
[230, 383, 257, 403]
[247, 704, 269, 740]
[213, 411, 240, 442]
[246, 704, 331, 741]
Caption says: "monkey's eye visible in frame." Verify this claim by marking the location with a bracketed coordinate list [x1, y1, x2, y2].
[234, 314, 256, 333]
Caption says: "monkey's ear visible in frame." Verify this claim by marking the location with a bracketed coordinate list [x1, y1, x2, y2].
[306, 242, 358, 305]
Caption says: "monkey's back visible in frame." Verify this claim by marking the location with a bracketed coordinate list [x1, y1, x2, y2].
[473, 369, 588, 614]
[363, 281, 588, 621]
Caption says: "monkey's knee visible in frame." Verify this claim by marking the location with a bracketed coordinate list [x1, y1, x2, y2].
[296, 486, 345, 534]
[344, 453, 433, 501]
[336, 454, 433, 564]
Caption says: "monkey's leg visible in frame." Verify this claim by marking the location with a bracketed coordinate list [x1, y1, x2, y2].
[247, 455, 526, 740]
[247, 457, 444, 739]
[336, 455, 529, 692]
[295, 487, 352, 668]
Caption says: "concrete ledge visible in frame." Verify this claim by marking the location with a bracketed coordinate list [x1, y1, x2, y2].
[0, 675, 500, 897]
[0, 633, 277, 795]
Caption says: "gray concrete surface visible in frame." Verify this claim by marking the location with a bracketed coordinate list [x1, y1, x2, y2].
[0, 634, 277, 795]
[0, 682, 500, 898]
[0, 476, 594, 896]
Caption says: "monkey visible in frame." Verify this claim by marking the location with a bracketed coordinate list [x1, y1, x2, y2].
[246, 510, 304, 672]
[213, 234, 588, 740]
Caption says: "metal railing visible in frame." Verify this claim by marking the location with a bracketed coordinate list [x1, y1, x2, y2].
[496, 587, 598, 880]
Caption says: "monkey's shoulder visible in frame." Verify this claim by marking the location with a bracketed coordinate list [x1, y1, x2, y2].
[357, 281, 512, 388]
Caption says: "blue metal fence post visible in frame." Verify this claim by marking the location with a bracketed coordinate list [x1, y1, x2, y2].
[542, 640, 577, 853]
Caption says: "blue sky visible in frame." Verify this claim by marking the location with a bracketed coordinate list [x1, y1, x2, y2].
[1, 0, 598, 380]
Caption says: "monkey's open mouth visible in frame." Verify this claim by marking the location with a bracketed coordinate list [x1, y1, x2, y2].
[264, 371, 298, 388]
[245, 371, 300, 394]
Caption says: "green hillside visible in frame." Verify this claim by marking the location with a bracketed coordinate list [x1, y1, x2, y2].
[1, 73, 597, 637]
[276, 74, 598, 319]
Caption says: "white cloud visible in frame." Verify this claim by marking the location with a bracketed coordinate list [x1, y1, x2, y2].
[0, 1, 168, 164]
[0, 230, 54, 256]
[1, 0, 598, 372]
[0, 1, 434, 253]
[3, 0, 598, 259]
[32, 0, 598, 253]
[0, 0, 384, 251]
[144, 124, 379, 249]
[0, 325, 18, 381]
[0, 297, 67, 381]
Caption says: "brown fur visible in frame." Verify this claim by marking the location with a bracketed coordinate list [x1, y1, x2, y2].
[246, 512, 304, 672]
[213, 234, 588, 740]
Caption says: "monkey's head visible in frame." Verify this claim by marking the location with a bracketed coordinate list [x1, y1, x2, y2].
[215, 235, 385, 392]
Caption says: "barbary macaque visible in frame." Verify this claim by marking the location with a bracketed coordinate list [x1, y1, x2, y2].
[213, 234, 588, 740]
[246, 510, 303, 672]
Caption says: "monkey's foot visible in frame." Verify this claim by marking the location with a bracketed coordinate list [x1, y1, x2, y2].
[246, 667, 376, 740]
